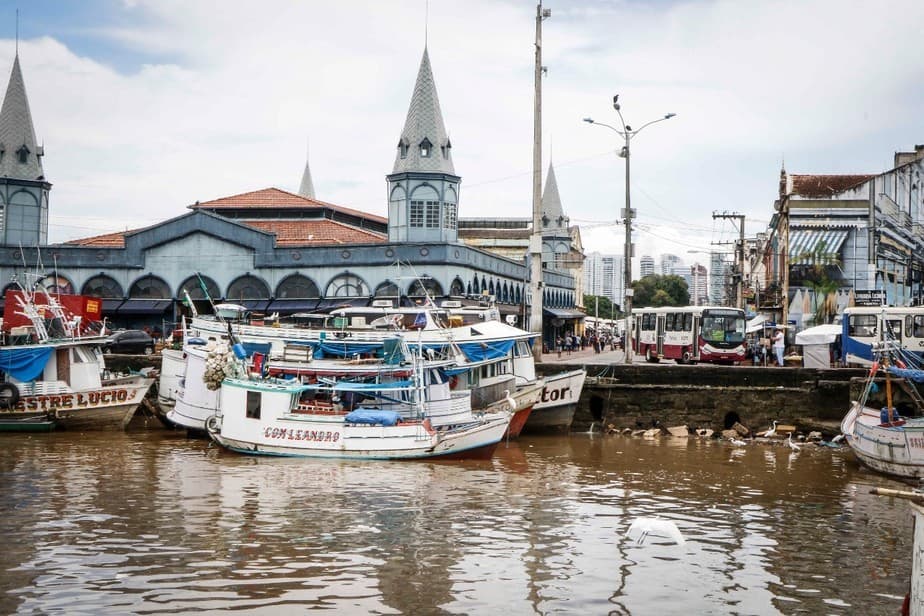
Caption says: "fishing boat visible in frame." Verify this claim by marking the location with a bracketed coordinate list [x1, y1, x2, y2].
[0, 284, 154, 431]
[840, 343, 924, 479]
[206, 349, 512, 460]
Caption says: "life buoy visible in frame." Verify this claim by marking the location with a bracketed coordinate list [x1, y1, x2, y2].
[0, 382, 20, 409]
[205, 415, 221, 434]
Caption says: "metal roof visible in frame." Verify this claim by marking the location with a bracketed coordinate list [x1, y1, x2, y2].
[788, 228, 849, 264]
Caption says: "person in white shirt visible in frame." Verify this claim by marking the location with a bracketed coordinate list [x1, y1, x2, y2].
[772, 328, 785, 366]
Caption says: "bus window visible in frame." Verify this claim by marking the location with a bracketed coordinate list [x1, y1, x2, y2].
[702, 313, 745, 344]
[665, 314, 675, 331]
[848, 315, 876, 337]
[683, 313, 693, 331]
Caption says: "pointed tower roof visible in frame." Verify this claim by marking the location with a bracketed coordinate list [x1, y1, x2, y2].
[298, 144, 316, 199]
[0, 55, 44, 180]
[392, 48, 454, 175]
[541, 161, 566, 225]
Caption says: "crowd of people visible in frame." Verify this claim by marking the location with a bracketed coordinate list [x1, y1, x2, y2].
[553, 330, 620, 357]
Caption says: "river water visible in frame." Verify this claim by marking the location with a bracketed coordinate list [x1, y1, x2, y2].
[0, 426, 917, 615]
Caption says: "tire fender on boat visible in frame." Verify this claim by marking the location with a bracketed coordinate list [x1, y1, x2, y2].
[0, 382, 20, 408]
[205, 415, 221, 434]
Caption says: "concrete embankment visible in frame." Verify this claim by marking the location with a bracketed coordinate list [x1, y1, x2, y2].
[536, 362, 887, 436]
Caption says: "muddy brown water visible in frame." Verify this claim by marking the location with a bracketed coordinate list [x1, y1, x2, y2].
[0, 428, 916, 615]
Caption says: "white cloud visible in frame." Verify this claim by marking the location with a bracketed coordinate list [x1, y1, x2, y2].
[0, 0, 920, 264]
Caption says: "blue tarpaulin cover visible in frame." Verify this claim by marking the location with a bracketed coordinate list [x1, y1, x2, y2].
[344, 409, 401, 426]
[888, 367, 924, 383]
[0, 346, 54, 381]
[457, 340, 515, 362]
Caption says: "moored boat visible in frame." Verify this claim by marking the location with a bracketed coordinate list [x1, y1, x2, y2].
[840, 345, 924, 479]
[523, 368, 587, 434]
[0, 284, 154, 430]
[207, 367, 512, 460]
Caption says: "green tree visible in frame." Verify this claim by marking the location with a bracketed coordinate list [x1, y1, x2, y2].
[631, 274, 690, 307]
[583, 294, 617, 317]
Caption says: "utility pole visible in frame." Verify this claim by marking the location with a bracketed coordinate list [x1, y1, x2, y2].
[712, 211, 746, 310]
[529, 1, 551, 362]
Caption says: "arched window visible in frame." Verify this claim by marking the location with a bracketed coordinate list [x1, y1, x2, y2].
[128, 275, 170, 299]
[226, 275, 270, 300]
[407, 277, 443, 299]
[81, 275, 123, 298]
[501, 282, 509, 303]
[276, 274, 320, 298]
[325, 273, 369, 298]
[515, 286, 522, 304]
[179, 275, 221, 301]
[466, 281, 472, 296]
[409, 185, 440, 229]
[419, 137, 432, 158]
[449, 278, 465, 297]
[39, 275, 74, 295]
[479, 277, 486, 294]
[374, 280, 400, 297]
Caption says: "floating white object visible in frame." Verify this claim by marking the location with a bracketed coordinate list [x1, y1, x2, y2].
[626, 517, 685, 546]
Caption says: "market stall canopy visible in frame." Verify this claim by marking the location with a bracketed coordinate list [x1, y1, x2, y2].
[746, 314, 767, 333]
[795, 324, 841, 345]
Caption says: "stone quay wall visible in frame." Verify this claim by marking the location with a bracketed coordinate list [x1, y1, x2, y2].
[535, 363, 904, 436]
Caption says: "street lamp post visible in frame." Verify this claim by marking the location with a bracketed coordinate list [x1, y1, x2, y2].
[584, 97, 675, 364]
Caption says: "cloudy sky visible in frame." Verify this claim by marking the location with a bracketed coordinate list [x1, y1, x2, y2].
[2, 0, 923, 276]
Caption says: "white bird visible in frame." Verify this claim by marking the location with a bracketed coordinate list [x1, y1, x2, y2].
[730, 438, 748, 447]
[503, 389, 517, 411]
[760, 420, 778, 438]
[831, 434, 845, 444]
[626, 517, 686, 546]
[786, 433, 802, 451]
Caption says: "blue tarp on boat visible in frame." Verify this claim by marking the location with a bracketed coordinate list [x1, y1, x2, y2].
[344, 409, 401, 426]
[0, 346, 54, 382]
[888, 367, 924, 383]
[457, 339, 515, 362]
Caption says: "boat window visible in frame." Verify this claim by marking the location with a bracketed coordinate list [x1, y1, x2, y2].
[246, 390, 261, 419]
[848, 314, 877, 337]
[912, 316, 924, 338]
[885, 319, 902, 341]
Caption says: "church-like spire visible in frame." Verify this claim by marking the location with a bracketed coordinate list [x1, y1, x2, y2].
[541, 160, 567, 227]
[298, 141, 315, 199]
[392, 48, 453, 175]
[0, 54, 44, 180]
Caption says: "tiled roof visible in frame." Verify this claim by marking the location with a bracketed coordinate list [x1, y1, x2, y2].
[64, 229, 133, 247]
[193, 187, 387, 223]
[0, 55, 44, 181]
[790, 174, 875, 198]
[392, 48, 454, 175]
[240, 219, 387, 246]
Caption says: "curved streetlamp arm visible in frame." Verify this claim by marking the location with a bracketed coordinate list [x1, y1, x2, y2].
[627, 114, 677, 141]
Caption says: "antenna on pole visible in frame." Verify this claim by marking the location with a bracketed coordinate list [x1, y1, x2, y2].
[15, 8, 19, 55]
[424, 0, 429, 47]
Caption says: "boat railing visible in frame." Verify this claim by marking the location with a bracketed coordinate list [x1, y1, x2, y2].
[17, 380, 73, 396]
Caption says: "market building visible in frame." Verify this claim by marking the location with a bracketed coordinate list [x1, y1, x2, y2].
[0, 47, 581, 345]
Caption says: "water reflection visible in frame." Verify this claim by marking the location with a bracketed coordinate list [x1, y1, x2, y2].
[0, 431, 914, 614]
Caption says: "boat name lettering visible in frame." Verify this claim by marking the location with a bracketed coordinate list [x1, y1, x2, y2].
[15, 389, 131, 412]
[263, 427, 341, 442]
[541, 385, 571, 403]
[910, 436, 924, 449]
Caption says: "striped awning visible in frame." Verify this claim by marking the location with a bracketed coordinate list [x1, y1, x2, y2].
[788, 229, 849, 265]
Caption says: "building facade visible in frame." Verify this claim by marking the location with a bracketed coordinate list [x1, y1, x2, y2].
[0, 47, 581, 344]
[639, 255, 655, 278]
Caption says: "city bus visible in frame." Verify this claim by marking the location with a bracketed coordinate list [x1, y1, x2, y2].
[841, 306, 924, 366]
[631, 306, 748, 364]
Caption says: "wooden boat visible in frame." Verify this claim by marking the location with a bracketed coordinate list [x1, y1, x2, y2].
[841, 350, 924, 479]
[207, 372, 512, 460]
[0, 285, 154, 430]
[524, 368, 587, 434]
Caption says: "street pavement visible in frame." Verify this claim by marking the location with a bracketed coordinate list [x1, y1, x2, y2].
[540, 345, 631, 365]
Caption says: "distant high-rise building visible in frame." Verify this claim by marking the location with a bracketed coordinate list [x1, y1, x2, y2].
[640, 255, 655, 278]
[709, 252, 729, 305]
[661, 254, 682, 276]
[583, 252, 623, 308]
[690, 263, 708, 305]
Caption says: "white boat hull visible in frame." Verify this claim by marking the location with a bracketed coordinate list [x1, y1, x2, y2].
[841, 402, 924, 479]
[9, 378, 154, 430]
[524, 369, 586, 433]
[210, 411, 510, 460]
